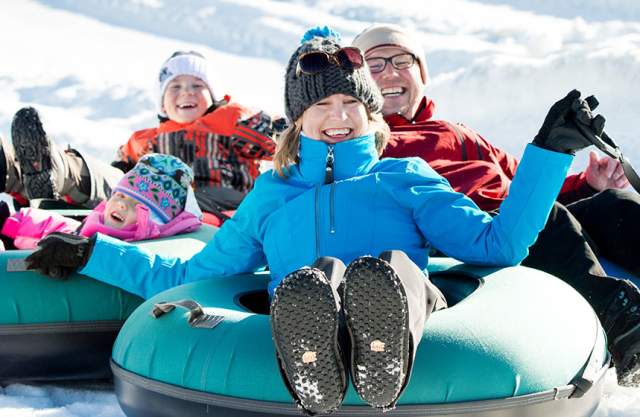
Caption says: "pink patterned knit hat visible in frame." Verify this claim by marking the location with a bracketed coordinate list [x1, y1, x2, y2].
[112, 154, 194, 223]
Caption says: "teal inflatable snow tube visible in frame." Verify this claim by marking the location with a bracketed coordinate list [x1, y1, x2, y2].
[111, 258, 609, 417]
[0, 223, 216, 383]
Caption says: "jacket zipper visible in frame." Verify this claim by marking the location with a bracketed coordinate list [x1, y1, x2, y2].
[315, 145, 336, 258]
[325, 145, 336, 234]
[314, 185, 321, 259]
[324, 145, 335, 184]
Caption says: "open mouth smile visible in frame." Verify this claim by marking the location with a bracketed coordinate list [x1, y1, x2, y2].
[177, 103, 198, 109]
[381, 87, 405, 97]
[323, 128, 353, 139]
[109, 211, 125, 223]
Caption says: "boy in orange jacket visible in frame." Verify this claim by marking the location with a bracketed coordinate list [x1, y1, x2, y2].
[115, 51, 277, 222]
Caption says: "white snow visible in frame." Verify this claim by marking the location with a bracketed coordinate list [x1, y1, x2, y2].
[0, 383, 124, 417]
[1, 0, 639, 415]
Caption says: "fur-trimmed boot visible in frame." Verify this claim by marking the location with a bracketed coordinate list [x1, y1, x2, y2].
[0, 135, 24, 195]
[10, 107, 105, 206]
[11, 107, 65, 200]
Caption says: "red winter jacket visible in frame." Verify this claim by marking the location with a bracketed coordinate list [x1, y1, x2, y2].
[382, 98, 595, 212]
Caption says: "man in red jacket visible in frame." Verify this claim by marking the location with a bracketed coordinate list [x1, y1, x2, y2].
[354, 23, 640, 386]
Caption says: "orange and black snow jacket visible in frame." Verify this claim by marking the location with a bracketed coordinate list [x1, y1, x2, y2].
[383, 98, 595, 212]
[116, 97, 276, 193]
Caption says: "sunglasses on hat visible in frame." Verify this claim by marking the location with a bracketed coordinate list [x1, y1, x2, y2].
[296, 47, 365, 76]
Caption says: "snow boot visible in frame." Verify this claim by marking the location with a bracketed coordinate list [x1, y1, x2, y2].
[11, 107, 58, 199]
[11, 107, 64, 200]
[10, 107, 101, 205]
[600, 279, 640, 386]
[270, 258, 347, 415]
[343, 250, 445, 410]
[0, 136, 24, 195]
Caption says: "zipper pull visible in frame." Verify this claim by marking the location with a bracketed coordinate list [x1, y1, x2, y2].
[324, 145, 335, 184]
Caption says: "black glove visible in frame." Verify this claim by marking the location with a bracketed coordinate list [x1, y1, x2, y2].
[25, 232, 95, 280]
[533, 89, 606, 155]
[273, 117, 289, 133]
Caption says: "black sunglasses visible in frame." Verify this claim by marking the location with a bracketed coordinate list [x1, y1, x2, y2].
[296, 47, 365, 76]
[366, 53, 417, 73]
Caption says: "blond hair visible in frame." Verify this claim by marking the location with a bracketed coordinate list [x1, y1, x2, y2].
[273, 112, 390, 178]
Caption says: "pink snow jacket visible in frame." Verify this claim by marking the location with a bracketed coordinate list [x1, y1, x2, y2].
[2, 203, 202, 249]
[2, 208, 79, 249]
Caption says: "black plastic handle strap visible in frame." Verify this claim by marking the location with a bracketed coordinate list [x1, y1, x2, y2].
[620, 156, 640, 194]
[572, 116, 640, 194]
[151, 299, 224, 329]
[569, 325, 609, 399]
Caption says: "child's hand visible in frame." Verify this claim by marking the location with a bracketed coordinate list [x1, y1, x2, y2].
[25, 233, 95, 279]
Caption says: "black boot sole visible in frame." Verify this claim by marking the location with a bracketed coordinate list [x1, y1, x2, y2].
[11, 107, 56, 199]
[271, 268, 346, 414]
[343, 256, 410, 409]
[618, 354, 640, 387]
[613, 322, 640, 386]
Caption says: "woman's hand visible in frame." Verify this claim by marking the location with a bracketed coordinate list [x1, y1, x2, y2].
[25, 232, 95, 279]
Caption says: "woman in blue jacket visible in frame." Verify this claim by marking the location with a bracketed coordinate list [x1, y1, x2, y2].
[27, 28, 605, 415]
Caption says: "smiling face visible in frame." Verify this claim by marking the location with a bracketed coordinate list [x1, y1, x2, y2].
[103, 192, 139, 229]
[300, 93, 369, 144]
[161, 74, 214, 124]
[365, 46, 425, 119]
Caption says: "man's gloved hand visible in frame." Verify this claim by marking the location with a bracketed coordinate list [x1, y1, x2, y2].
[533, 89, 606, 155]
[25, 232, 95, 280]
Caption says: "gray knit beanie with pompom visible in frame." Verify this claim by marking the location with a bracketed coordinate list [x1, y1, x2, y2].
[284, 27, 383, 123]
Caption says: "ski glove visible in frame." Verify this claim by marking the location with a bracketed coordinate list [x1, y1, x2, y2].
[25, 232, 95, 280]
[533, 89, 606, 155]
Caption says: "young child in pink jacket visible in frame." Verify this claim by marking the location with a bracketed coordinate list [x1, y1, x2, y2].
[0, 153, 202, 250]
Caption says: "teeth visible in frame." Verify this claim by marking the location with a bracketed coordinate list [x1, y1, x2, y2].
[381, 87, 404, 96]
[111, 212, 123, 222]
[178, 104, 196, 109]
[325, 128, 351, 137]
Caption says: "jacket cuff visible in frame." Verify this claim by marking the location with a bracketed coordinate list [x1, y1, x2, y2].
[1, 216, 21, 239]
[79, 233, 128, 284]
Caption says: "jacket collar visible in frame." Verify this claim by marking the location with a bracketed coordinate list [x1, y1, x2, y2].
[296, 133, 379, 184]
[80, 202, 201, 241]
[383, 96, 436, 126]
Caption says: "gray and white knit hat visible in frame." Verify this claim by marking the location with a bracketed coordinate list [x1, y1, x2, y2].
[157, 51, 215, 118]
[284, 27, 383, 122]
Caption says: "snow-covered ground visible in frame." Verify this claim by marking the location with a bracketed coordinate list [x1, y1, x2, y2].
[0, 370, 638, 417]
[0, 0, 639, 416]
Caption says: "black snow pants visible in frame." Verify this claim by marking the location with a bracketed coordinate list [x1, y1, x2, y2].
[522, 189, 640, 319]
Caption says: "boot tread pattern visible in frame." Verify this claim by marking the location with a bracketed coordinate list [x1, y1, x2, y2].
[271, 268, 346, 414]
[11, 107, 56, 199]
[344, 257, 410, 409]
[613, 323, 640, 386]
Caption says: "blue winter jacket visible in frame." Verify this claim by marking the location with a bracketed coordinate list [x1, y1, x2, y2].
[81, 133, 572, 298]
